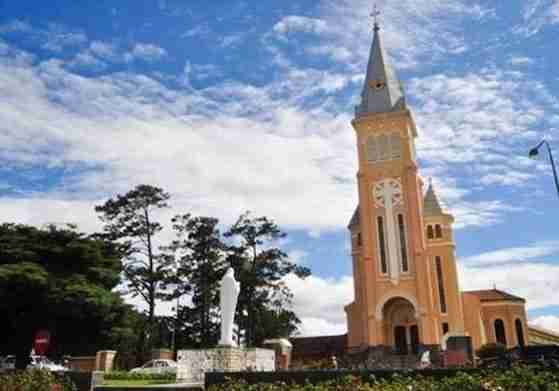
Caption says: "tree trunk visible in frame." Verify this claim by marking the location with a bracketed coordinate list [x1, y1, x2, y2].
[15, 325, 33, 370]
[145, 207, 156, 349]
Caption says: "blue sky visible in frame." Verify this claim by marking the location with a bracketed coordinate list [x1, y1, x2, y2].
[1, 0, 559, 336]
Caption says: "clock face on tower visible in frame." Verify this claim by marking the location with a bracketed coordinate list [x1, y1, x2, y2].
[373, 178, 403, 208]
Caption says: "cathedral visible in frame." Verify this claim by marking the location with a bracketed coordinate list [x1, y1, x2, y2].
[343, 21, 531, 356]
[289, 21, 559, 366]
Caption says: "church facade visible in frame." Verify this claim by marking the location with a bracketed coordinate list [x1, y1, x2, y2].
[343, 22, 530, 355]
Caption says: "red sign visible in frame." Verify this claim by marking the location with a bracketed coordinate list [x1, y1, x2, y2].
[34, 330, 50, 355]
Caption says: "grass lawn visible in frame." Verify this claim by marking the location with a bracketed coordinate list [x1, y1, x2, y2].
[102, 379, 176, 387]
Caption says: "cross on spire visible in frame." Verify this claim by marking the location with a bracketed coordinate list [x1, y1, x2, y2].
[370, 4, 381, 31]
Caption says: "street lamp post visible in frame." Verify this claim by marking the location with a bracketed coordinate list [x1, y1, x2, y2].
[529, 139, 559, 198]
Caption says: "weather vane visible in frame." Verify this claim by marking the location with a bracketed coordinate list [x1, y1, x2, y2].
[370, 4, 381, 30]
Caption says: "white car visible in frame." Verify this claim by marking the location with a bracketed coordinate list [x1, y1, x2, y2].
[1, 355, 15, 371]
[130, 359, 177, 375]
[29, 356, 68, 372]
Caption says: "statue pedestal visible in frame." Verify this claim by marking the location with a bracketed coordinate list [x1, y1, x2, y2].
[177, 347, 275, 383]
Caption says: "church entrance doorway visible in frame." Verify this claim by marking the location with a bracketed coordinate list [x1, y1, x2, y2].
[382, 297, 419, 355]
[394, 326, 408, 354]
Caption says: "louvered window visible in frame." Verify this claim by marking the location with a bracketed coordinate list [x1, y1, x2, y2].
[398, 214, 408, 272]
[435, 256, 447, 313]
[377, 216, 388, 274]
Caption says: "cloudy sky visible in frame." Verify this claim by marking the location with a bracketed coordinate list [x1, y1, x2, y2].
[1, 0, 559, 337]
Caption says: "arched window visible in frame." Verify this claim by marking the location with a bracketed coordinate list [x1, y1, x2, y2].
[378, 134, 389, 160]
[377, 216, 388, 275]
[390, 133, 402, 159]
[427, 225, 434, 239]
[435, 256, 447, 313]
[435, 224, 443, 238]
[515, 319, 525, 347]
[494, 319, 507, 346]
[366, 136, 378, 162]
[397, 214, 408, 272]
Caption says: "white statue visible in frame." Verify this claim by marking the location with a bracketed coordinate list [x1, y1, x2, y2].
[419, 349, 431, 369]
[219, 267, 240, 347]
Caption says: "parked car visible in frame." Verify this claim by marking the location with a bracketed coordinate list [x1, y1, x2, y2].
[0, 355, 67, 371]
[29, 355, 68, 372]
[1, 355, 15, 371]
[130, 359, 178, 375]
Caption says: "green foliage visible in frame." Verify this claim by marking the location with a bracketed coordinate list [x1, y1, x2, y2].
[225, 211, 311, 347]
[0, 223, 126, 367]
[0, 369, 76, 391]
[104, 370, 176, 381]
[95, 184, 171, 348]
[206, 368, 559, 391]
[163, 214, 227, 348]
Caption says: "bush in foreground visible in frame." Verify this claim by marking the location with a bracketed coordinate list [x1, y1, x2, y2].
[103, 370, 176, 381]
[207, 366, 559, 391]
[0, 369, 76, 391]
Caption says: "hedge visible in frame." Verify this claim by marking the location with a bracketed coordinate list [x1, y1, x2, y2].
[103, 371, 176, 381]
[0, 369, 76, 391]
[206, 366, 559, 391]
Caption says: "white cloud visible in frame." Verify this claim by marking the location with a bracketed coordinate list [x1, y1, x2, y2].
[273, 16, 328, 39]
[305, 0, 492, 69]
[70, 51, 107, 71]
[89, 41, 118, 60]
[0, 19, 32, 33]
[284, 274, 353, 336]
[287, 250, 309, 265]
[72, 41, 167, 66]
[131, 43, 167, 61]
[181, 24, 211, 38]
[510, 56, 535, 66]
[460, 262, 559, 310]
[0, 20, 86, 52]
[530, 315, 559, 334]
[515, 0, 559, 36]
[296, 317, 347, 337]
[0, 41, 359, 232]
[219, 34, 244, 48]
[461, 241, 559, 266]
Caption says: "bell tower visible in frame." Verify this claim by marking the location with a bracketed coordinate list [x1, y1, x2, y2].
[345, 21, 447, 354]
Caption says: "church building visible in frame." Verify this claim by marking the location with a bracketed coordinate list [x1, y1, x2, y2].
[343, 21, 531, 356]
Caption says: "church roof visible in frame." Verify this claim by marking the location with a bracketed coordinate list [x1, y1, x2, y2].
[348, 206, 360, 228]
[355, 23, 406, 117]
[423, 182, 445, 216]
[464, 289, 526, 303]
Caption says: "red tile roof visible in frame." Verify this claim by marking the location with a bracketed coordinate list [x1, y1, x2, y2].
[464, 289, 525, 303]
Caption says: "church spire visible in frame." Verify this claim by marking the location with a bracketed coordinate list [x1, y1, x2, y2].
[423, 181, 444, 216]
[355, 14, 406, 117]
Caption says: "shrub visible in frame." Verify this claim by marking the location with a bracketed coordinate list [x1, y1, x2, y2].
[205, 367, 559, 391]
[103, 370, 176, 381]
[0, 369, 76, 391]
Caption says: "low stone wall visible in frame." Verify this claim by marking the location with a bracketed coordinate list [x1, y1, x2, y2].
[177, 347, 275, 383]
[67, 356, 96, 372]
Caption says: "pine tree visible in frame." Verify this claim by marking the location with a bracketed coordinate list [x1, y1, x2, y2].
[225, 211, 310, 347]
[95, 184, 170, 347]
[164, 214, 226, 348]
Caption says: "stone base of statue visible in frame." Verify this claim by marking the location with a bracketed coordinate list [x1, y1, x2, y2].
[176, 347, 275, 383]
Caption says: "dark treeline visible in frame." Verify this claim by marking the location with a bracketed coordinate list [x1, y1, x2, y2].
[0, 184, 310, 369]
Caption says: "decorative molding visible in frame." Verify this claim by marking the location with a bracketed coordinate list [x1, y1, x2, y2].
[374, 291, 419, 320]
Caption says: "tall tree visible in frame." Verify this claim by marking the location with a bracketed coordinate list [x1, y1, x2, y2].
[0, 223, 125, 369]
[225, 211, 311, 347]
[163, 214, 226, 348]
[95, 184, 170, 346]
